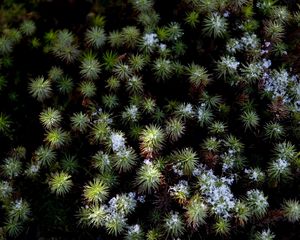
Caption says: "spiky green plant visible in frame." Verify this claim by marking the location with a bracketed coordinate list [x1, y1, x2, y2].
[122, 26, 140, 48]
[4, 220, 24, 238]
[34, 145, 56, 167]
[104, 213, 126, 236]
[209, 121, 227, 135]
[39, 107, 62, 129]
[165, 117, 185, 142]
[106, 76, 120, 91]
[234, 200, 250, 226]
[1, 157, 22, 178]
[273, 142, 297, 161]
[48, 171, 73, 196]
[264, 122, 285, 140]
[282, 199, 300, 223]
[20, 20, 36, 36]
[113, 63, 133, 80]
[85, 26, 106, 49]
[172, 148, 198, 175]
[126, 75, 144, 94]
[254, 229, 275, 240]
[185, 195, 207, 229]
[125, 224, 144, 240]
[139, 125, 165, 157]
[61, 154, 79, 174]
[83, 178, 109, 203]
[28, 76, 52, 102]
[246, 189, 268, 219]
[48, 66, 63, 81]
[135, 162, 162, 193]
[79, 80, 97, 98]
[264, 20, 285, 42]
[185, 11, 200, 28]
[90, 121, 110, 144]
[203, 13, 228, 38]
[56, 76, 74, 94]
[102, 50, 118, 70]
[202, 137, 221, 152]
[113, 147, 137, 172]
[213, 218, 230, 236]
[108, 30, 124, 48]
[8, 199, 30, 221]
[80, 52, 101, 81]
[267, 158, 291, 182]
[0, 36, 13, 55]
[44, 128, 70, 149]
[129, 54, 147, 72]
[153, 58, 173, 81]
[142, 97, 156, 114]
[52, 29, 80, 63]
[0, 113, 11, 135]
[241, 110, 260, 130]
[187, 64, 210, 88]
[216, 55, 240, 79]
[77, 205, 104, 227]
[163, 212, 185, 238]
[102, 94, 119, 110]
[70, 112, 90, 132]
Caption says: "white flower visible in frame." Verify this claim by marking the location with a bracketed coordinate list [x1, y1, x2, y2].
[110, 132, 126, 152]
[262, 58, 272, 69]
[143, 33, 159, 47]
[273, 158, 289, 172]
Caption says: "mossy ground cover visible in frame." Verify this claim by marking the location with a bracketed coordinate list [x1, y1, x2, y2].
[0, 0, 300, 239]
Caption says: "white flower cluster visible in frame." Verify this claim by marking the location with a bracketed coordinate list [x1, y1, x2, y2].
[197, 167, 236, 218]
[240, 33, 259, 50]
[221, 150, 236, 172]
[127, 224, 142, 236]
[263, 69, 299, 104]
[165, 212, 181, 227]
[125, 105, 139, 121]
[246, 189, 268, 210]
[101, 192, 138, 228]
[222, 56, 240, 70]
[273, 158, 289, 172]
[227, 33, 260, 53]
[244, 168, 265, 182]
[143, 33, 159, 47]
[107, 192, 137, 216]
[172, 163, 184, 176]
[110, 132, 126, 152]
[169, 180, 190, 198]
[176, 103, 194, 118]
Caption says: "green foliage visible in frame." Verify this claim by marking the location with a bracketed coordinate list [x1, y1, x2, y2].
[241, 110, 260, 130]
[83, 178, 109, 203]
[0, 113, 11, 136]
[44, 128, 70, 149]
[203, 14, 228, 38]
[135, 162, 162, 193]
[282, 199, 300, 223]
[39, 107, 62, 129]
[80, 52, 101, 81]
[85, 26, 106, 49]
[28, 76, 52, 102]
[139, 125, 165, 157]
[48, 171, 73, 196]
[163, 212, 185, 238]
